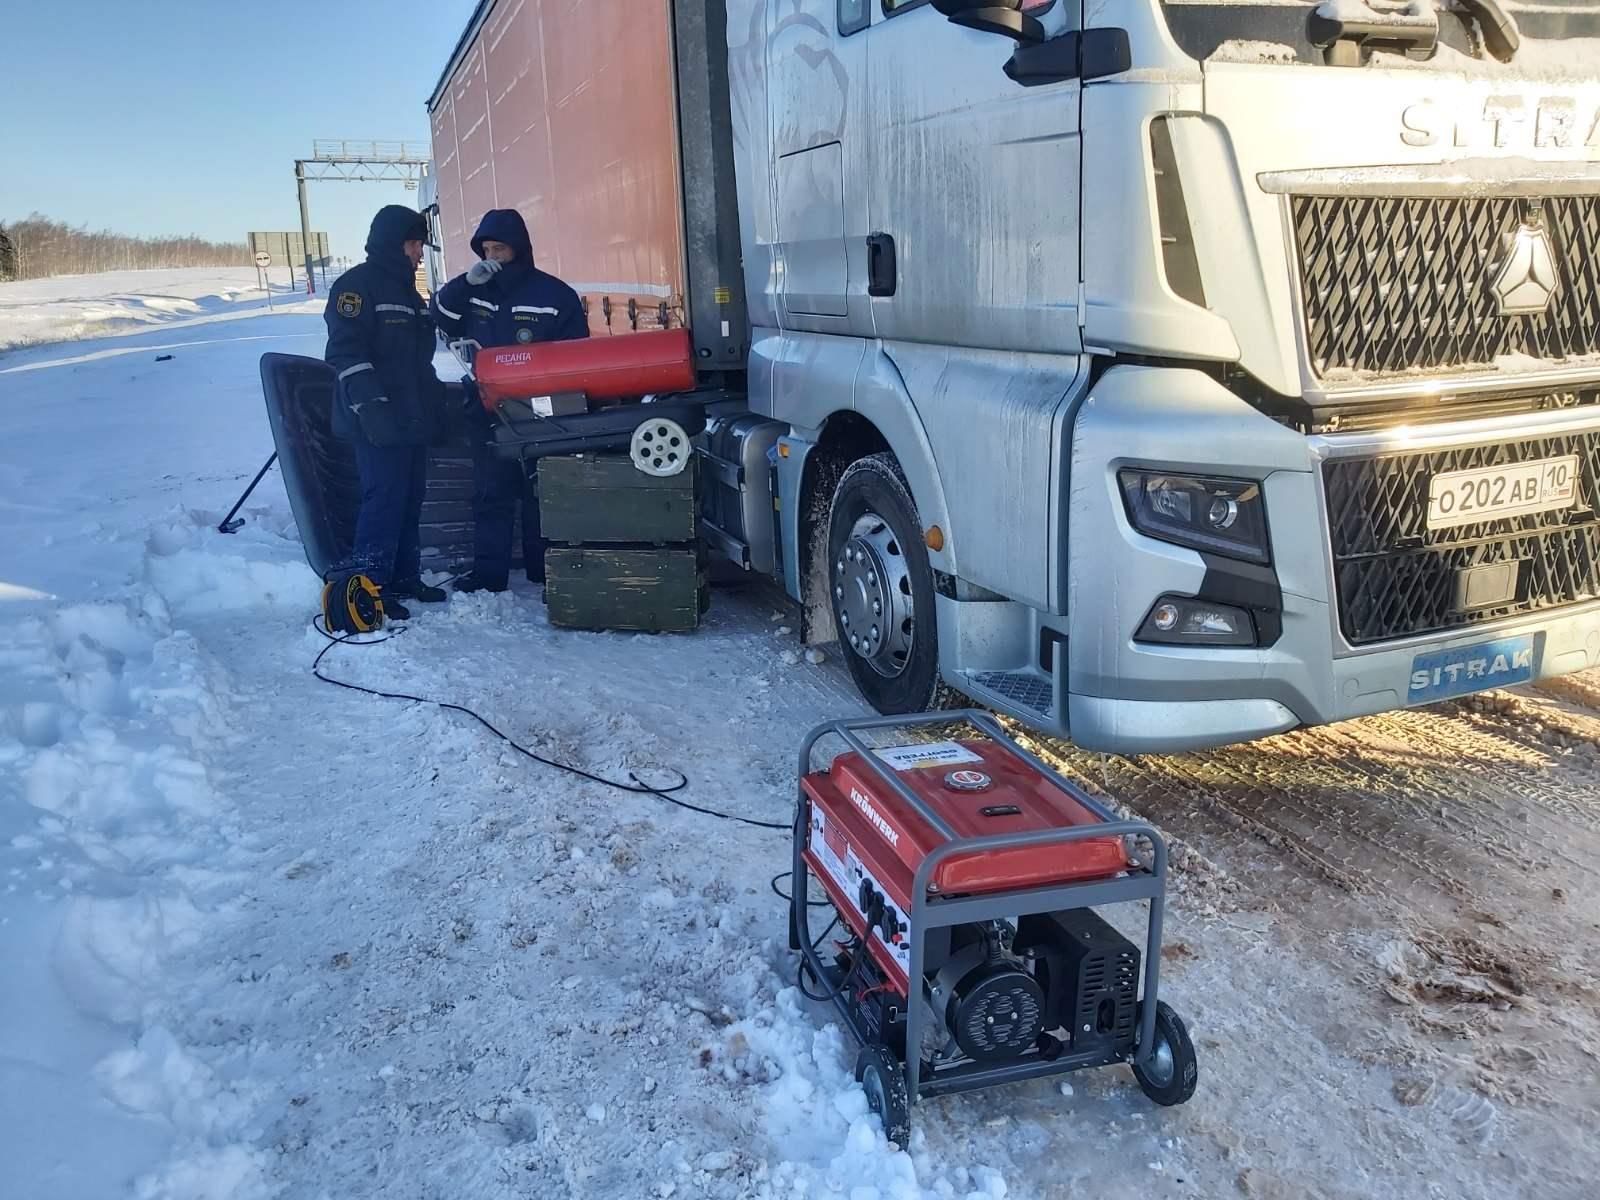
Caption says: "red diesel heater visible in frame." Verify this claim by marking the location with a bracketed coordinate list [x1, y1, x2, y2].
[474, 328, 697, 412]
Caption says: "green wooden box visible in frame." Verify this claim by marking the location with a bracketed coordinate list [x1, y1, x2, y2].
[537, 453, 698, 545]
[545, 546, 708, 633]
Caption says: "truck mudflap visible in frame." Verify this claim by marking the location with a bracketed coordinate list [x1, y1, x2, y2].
[257, 352, 485, 581]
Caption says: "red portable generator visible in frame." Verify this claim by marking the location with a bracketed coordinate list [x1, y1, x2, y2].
[791, 712, 1196, 1145]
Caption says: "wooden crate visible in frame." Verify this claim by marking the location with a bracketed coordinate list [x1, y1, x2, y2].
[545, 546, 707, 633]
[537, 453, 697, 545]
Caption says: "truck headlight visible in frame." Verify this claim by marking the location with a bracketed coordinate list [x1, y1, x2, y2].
[1117, 471, 1271, 565]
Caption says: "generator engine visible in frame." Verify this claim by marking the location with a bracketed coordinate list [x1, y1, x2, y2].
[933, 921, 1047, 1063]
[933, 911, 1141, 1064]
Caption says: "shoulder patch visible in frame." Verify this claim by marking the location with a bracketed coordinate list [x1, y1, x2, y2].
[336, 292, 363, 319]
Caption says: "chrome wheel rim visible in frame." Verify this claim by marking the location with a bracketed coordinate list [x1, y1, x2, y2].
[863, 1066, 887, 1116]
[835, 511, 915, 679]
[1144, 1036, 1175, 1086]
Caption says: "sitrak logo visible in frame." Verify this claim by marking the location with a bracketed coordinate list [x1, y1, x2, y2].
[1491, 205, 1562, 317]
[1410, 645, 1535, 694]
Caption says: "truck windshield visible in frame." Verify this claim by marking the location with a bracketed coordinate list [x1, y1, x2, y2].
[1160, 0, 1600, 64]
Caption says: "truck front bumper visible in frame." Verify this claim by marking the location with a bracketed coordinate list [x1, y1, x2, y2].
[1067, 604, 1600, 753]
[1063, 366, 1600, 753]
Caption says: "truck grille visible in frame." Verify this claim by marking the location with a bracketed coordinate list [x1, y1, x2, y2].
[1323, 429, 1600, 644]
[1293, 194, 1600, 377]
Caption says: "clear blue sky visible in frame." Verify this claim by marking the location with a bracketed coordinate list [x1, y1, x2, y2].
[0, 0, 478, 263]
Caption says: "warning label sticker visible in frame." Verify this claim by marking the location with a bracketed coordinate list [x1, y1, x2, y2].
[874, 741, 984, 771]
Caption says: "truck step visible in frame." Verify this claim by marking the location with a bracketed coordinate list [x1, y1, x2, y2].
[964, 670, 1056, 723]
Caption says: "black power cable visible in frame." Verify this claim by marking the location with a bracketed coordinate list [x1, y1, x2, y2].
[771, 870, 833, 909]
[798, 934, 865, 1004]
[808, 914, 840, 952]
[309, 619, 789, 831]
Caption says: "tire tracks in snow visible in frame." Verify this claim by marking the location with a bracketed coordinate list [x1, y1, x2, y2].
[1023, 686, 1600, 1146]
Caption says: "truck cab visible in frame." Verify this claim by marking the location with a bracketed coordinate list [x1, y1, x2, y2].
[727, 0, 1600, 750]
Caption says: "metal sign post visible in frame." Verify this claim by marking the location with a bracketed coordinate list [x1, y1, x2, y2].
[290, 141, 431, 298]
[254, 252, 274, 311]
[295, 160, 317, 295]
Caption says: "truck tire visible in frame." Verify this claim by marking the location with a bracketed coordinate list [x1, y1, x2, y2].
[827, 454, 944, 715]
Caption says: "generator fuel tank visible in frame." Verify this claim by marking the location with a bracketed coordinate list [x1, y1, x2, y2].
[804, 738, 1128, 907]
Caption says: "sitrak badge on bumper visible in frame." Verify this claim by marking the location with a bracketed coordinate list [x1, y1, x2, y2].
[1407, 634, 1542, 705]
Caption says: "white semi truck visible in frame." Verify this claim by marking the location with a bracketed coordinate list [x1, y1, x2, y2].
[423, 0, 1600, 751]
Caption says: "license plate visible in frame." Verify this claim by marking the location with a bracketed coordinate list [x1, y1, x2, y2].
[1407, 634, 1539, 705]
[1426, 455, 1579, 530]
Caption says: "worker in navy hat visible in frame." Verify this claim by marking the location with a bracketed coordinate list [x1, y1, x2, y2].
[431, 208, 587, 594]
[323, 204, 449, 619]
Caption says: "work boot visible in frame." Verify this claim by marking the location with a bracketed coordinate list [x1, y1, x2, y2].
[379, 592, 412, 622]
[388, 577, 448, 604]
[452, 573, 508, 595]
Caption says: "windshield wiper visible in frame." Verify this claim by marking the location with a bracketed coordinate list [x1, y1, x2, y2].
[1309, 1, 1440, 65]
[1453, 0, 1522, 60]
[1309, 0, 1521, 64]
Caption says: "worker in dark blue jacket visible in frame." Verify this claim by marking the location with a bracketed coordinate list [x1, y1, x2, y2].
[323, 205, 449, 619]
[431, 208, 588, 593]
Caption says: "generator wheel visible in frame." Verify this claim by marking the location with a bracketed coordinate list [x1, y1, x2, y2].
[854, 1045, 911, 1148]
[1131, 1001, 1198, 1107]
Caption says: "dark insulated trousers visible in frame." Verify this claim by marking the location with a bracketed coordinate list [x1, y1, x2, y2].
[350, 441, 428, 587]
[471, 419, 546, 587]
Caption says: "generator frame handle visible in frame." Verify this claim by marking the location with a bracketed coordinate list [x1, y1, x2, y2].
[794, 710, 1169, 1108]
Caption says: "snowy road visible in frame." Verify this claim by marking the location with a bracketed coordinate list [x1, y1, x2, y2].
[2, 272, 1596, 1199]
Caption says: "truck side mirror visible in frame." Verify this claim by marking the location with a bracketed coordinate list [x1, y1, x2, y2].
[932, 0, 1046, 44]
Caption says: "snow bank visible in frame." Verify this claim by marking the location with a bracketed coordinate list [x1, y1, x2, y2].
[144, 518, 319, 616]
[0, 267, 317, 353]
[0, 577, 272, 1198]
[716, 988, 1012, 1199]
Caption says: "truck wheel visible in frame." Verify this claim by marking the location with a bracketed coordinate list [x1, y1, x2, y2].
[828, 454, 942, 715]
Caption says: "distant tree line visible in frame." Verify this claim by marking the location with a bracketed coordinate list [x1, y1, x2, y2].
[0, 213, 248, 281]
